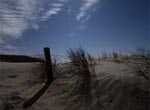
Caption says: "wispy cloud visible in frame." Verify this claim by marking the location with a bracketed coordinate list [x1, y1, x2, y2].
[0, 0, 99, 54]
[0, 0, 99, 39]
[76, 0, 99, 23]
[0, 0, 41, 38]
[0, 0, 66, 53]
[40, 7, 61, 20]
[0, 43, 20, 54]
[40, 1, 65, 21]
[0, 0, 66, 38]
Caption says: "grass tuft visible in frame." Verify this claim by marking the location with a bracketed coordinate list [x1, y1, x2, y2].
[67, 47, 101, 110]
[132, 47, 150, 80]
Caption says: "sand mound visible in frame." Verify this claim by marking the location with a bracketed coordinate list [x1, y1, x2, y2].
[93, 61, 149, 110]
[0, 62, 149, 110]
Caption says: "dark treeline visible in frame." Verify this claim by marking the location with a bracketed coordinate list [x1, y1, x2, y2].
[0, 55, 44, 62]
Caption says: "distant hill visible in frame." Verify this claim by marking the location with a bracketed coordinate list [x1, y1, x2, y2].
[0, 55, 44, 62]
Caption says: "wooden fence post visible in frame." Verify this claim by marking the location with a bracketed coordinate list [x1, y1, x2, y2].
[44, 47, 53, 83]
[23, 47, 53, 108]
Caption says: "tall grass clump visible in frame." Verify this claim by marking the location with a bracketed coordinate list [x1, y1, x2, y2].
[67, 47, 101, 110]
[112, 51, 119, 62]
[133, 47, 150, 60]
[111, 51, 125, 62]
[101, 52, 108, 59]
[132, 47, 150, 80]
[32, 57, 58, 83]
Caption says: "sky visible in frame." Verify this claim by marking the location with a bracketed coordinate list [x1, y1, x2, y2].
[0, 0, 149, 57]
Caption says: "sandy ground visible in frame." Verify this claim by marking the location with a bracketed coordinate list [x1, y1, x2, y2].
[95, 61, 149, 110]
[0, 61, 149, 110]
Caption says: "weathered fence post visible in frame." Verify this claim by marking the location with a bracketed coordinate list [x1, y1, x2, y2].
[23, 47, 53, 108]
[44, 47, 53, 83]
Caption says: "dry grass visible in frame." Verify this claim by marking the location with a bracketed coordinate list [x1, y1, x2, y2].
[97, 48, 150, 80]
[101, 52, 108, 60]
[112, 51, 119, 62]
[67, 47, 101, 110]
[97, 51, 125, 63]
[31, 57, 58, 83]
[132, 47, 150, 80]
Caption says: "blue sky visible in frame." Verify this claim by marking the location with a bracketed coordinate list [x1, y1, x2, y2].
[0, 0, 149, 56]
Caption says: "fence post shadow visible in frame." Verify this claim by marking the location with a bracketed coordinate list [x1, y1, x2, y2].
[23, 47, 53, 109]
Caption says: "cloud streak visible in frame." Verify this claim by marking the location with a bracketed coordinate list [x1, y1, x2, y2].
[0, 43, 20, 54]
[0, 0, 40, 38]
[0, 0, 99, 54]
[0, 0, 66, 38]
[76, 0, 99, 22]
[0, 0, 66, 53]
[0, 0, 99, 39]
[40, 1, 66, 21]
